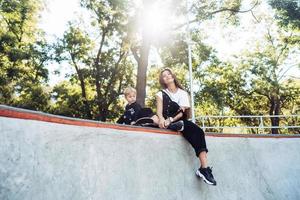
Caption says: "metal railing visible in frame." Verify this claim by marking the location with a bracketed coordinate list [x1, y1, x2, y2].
[195, 115, 300, 134]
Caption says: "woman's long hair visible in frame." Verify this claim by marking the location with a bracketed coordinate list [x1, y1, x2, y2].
[159, 68, 184, 90]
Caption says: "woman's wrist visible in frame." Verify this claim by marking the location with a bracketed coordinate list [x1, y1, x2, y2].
[158, 116, 165, 121]
[164, 118, 171, 127]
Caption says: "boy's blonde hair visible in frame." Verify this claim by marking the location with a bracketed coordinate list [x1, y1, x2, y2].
[124, 87, 136, 97]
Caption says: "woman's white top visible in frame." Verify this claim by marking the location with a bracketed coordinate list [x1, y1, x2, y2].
[156, 88, 190, 108]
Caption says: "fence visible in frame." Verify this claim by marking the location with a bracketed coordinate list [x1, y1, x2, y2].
[196, 115, 300, 134]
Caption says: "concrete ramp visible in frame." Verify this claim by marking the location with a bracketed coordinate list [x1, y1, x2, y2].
[1, 105, 300, 200]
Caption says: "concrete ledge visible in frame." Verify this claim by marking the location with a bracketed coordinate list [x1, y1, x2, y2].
[0, 105, 177, 135]
[1, 105, 300, 200]
[1, 105, 299, 138]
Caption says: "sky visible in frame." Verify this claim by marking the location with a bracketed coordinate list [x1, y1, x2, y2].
[39, 0, 300, 86]
[39, 0, 82, 40]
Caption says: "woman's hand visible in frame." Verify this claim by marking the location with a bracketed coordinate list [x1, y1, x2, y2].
[164, 118, 171, 127]
[180, 107, 186, 112]
[159, 118, 166, 128]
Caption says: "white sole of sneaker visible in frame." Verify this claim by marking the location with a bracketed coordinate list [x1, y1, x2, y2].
[196, 170, 215, 185]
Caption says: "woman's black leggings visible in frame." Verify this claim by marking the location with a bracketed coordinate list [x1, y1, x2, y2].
[181, 120, 208, 157]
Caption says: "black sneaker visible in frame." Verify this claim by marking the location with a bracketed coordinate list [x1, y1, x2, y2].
[196, 167, 217, 186]
[167, 120, 184, 131]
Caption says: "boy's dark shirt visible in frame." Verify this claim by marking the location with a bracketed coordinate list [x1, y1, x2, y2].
[117, 102, 142, 124]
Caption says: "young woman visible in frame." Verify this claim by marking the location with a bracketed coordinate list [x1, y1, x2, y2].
[156, 68, 217, 186]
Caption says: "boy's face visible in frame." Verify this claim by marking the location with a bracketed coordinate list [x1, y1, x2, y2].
[125, 92, 136, 104]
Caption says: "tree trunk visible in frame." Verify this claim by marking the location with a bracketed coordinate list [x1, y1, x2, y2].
[99, 107, 108, 122]
[95, 69, 103, 121]
[94, 30, 106, 121]
[136, 39, 150, 107]
[78, 75, 92, 119]
[72, 58, 92, 119]
[269, 95, 280, 134]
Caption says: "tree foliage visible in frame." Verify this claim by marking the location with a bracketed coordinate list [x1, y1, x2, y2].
[269, 0, 300, 29]
[0, 0, 51, 110]
[196, 23, 300, 134]
[51, 0, 135, 121]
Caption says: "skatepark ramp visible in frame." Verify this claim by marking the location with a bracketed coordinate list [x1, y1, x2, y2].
[1, 105, 300, 200]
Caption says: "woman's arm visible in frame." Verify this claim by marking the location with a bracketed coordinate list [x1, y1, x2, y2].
[156, 95, 166, 128]
[170, 112, 183, 122]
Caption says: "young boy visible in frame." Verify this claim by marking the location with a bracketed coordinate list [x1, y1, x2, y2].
[117, 87, 159, 126]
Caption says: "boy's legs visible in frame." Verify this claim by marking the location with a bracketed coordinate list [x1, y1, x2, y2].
[135, 108, 156, 126]
[135, 117, 154, 125]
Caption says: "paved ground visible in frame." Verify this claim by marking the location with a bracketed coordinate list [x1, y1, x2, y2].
[1, 105, 300, 200]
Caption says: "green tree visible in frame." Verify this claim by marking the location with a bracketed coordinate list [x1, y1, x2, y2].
[198, 58, 267, 133]
[52, 0, 134, 121]
[244, 28, 299, 134]
[0, 0, 51, 111]
[269, 0, 300, 29]
[269, 0, 300, 49]
[55, 24, 93, 119]
[197, 26, 300, 134]
[50, 81, 92, 118]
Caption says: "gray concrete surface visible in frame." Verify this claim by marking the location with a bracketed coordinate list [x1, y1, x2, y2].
[1, 116, 300, 200]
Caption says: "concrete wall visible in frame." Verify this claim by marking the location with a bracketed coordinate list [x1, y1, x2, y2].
[0, 107, 300, 200]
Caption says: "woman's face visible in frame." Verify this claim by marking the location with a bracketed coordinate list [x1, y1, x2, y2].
[161, 70, 174, 85]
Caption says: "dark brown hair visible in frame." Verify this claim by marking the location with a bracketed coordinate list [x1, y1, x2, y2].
[159, 68, 184, 90]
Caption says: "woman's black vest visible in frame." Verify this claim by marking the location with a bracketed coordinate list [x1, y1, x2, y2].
[162, 90, 185, 119]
